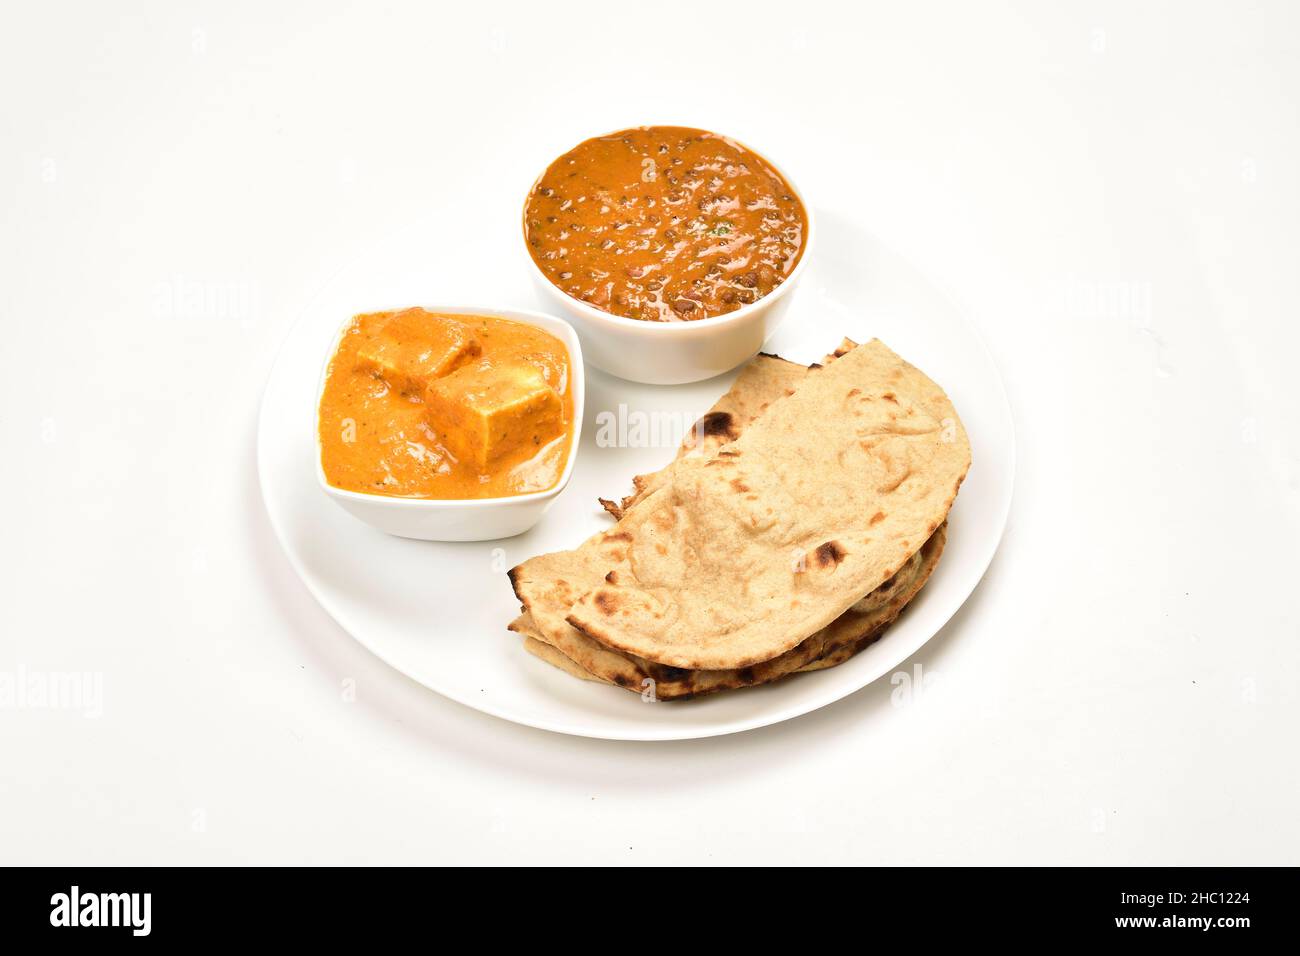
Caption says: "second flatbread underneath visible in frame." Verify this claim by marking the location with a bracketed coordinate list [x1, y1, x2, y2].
[519, 523, 946, 693]
[522, 635, 603, 683]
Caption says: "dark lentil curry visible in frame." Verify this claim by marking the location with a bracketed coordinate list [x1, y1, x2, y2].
[524, 126, 808, 322]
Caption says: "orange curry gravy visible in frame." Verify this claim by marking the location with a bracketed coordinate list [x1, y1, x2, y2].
[524, 126, 807, 322]
[318, 309, 574, 499]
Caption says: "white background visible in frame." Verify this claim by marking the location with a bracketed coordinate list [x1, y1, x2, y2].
[2, 1, 1296, 864]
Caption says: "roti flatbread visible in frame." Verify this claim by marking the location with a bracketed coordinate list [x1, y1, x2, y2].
[520, 522, 945, 688]
[564, 340, 970, 670]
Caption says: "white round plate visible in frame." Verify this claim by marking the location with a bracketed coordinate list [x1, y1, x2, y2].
[257, 212, 1015, 741]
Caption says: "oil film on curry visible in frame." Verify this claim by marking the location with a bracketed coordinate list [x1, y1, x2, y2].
[316, 125, 970, 701]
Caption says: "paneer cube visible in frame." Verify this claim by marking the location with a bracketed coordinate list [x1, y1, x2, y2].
[424, 363, 564, 472]
[355, 308, 481, 394]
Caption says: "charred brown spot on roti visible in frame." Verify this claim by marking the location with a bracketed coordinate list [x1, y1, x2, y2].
[699, 411, 737, 440]
[854, 634, 878, 653]
[730, 478, 751, 492]
[882, 392, 898, 404]
[594, 591, 618, 616]
[606, 531, 632, 543]
[651, 664, 690, 683]
[814, 541, 847, 568]
[604, 570, 619, 584]
[870, 511, 886, 525]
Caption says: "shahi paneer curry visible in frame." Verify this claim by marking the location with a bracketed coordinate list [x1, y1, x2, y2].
[524, 126, 808, 322]
[318, 308, 575, 499]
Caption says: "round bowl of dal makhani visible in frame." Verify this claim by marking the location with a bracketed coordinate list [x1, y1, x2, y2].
[523, 126, 813, 384]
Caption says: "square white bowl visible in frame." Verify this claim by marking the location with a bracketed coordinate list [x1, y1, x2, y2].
[314, 305, 584, 541]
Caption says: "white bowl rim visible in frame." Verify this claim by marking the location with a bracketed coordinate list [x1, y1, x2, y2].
[313, 304, 585, 510]
[520, 124, 817, 333]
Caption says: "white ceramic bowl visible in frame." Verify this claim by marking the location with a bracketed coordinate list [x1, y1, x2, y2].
[522, 134, 815, 385]
[314, 305, 584, 542]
